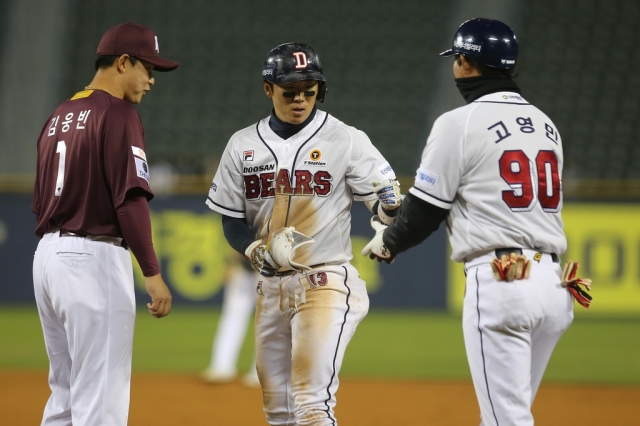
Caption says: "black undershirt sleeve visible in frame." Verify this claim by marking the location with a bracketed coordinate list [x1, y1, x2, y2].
[221, 215, 255, 255]
[382, 192, 449, 255]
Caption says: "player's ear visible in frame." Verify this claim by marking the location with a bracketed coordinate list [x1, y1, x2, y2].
[263, 81, 273, 98]
[459, 55, 479, 77]
[116, 54, 129, 73]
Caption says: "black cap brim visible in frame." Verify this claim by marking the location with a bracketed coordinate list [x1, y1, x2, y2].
[439, 49, 455, 57]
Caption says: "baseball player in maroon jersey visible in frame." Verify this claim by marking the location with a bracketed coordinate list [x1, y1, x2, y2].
[363, 18, 592, 426]
[32, 22, 177, 425]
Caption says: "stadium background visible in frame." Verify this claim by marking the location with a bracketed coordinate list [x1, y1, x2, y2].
[1, 0, 639, 424]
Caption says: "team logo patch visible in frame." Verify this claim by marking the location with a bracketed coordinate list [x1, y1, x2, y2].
[244, 150, 254, 161]
[293, 51, 308, 69]
[131, 146, 147, 161]
[256, 281, 264, 295]
[134, 157, 150, 183]
[210, 181, 218, 196]
[303, 149, 326, 167]
[416, 167, 438, 190]
[310, 149, 322, 161]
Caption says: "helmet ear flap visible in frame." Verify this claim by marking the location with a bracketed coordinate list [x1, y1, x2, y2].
[317, 81, 327, 103]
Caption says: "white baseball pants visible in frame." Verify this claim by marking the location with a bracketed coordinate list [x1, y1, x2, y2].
[33, 231, 136, 426]
[255, 262, 369, 426]
[463, 251, 574, 426]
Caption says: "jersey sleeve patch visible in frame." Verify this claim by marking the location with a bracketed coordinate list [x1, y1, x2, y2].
[131, 146, 147, 161]
[209, 180, 219, 198]
[134, 157, 150, 183]
[415, 166, 439, 190]
[378, 161, 396, 179]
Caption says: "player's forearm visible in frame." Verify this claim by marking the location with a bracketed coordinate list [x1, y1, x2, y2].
[116, 194, 160, 277]
[383, 192, 448, 254]
[222, 215, 255, 255]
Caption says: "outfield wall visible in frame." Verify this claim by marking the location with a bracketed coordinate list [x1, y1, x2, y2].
[3, 194, 639, 313]
[0, 194, 447, 308]
[449, 203, 640, 315]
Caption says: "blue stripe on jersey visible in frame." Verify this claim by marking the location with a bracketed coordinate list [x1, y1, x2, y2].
[256, 122, 279, 168]
[353, 191, 374, 197]
[412, 186, 454, 204]
[475, 269, 500, 425]
[206, 197, 245, 214]
[322, 265, 351, 425]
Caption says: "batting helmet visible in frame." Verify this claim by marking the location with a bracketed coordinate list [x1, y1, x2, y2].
[439, 18, 518, 69]
[262, 42, 327, 102]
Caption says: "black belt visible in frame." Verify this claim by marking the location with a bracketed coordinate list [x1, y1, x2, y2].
[274, 263, 326, 276]
[495, 248, 559, 263]
[60, 230, 128, 249]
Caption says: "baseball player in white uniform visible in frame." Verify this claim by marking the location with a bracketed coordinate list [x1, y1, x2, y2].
[206, 42, 402, 425]
[200, 254, 260, 387]
[362, 19, 592, 426]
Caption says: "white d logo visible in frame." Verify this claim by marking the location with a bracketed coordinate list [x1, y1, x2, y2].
[293, 52, 308, 69]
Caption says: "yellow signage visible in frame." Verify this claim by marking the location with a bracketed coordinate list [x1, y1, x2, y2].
[132, 211, 383, 301]
[449, 203, 640, 315]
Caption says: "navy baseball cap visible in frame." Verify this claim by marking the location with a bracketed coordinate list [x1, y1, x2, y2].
[97, 22, 179, 72]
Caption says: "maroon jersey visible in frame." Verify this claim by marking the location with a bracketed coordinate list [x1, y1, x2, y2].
[32, 89, 154, 238]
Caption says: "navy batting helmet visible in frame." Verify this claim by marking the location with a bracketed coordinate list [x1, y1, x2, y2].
[440, 18, 518, 69]
[262, 42, 327, 102]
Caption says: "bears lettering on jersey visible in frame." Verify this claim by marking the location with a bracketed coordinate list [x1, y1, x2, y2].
[244, 168, 332, 200]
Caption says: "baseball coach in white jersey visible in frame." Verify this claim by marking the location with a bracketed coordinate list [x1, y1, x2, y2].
[206, 42, 403, 425]
[362, 18, 592, 426]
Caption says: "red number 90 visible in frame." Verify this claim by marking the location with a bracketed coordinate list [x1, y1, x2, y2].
[499, 150, 560, 212]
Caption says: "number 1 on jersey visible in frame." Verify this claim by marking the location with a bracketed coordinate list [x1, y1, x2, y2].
[55, 141, 66, 197]
[499, 149, 560, 213]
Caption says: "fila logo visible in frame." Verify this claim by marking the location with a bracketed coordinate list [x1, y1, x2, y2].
[155, 36, 159, 52]
[293, 52, 308, 69]
[244, 150, 254, 161]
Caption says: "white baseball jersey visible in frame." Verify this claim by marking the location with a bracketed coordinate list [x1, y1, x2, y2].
[206, 109, 396, 265]
[409, 91, 567, 262]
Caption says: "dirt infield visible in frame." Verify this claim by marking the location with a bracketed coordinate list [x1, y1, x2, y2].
[1, 371, 638, 425]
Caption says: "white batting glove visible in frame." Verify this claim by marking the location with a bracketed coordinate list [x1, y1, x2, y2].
[361, 216, 395, 263]
[245, 239, 279, 277]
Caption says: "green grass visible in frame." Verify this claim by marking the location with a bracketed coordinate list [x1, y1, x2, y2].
[2, 305, 639, 385]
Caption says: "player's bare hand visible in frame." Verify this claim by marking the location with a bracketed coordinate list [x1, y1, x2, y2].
[361, 216, 395, 263]
[144, 274, 172, 318]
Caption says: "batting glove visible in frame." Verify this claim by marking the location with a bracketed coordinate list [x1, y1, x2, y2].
[361, 216, 395, 263]
[561, 261, 593, 309]
[490, 253, 531, 281]
[245, 239, 279, 277]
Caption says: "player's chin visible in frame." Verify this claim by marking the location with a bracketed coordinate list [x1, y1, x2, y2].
[289, 108, 307, 123]
[130, 92, 147, 105]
